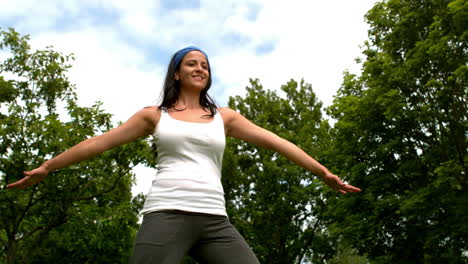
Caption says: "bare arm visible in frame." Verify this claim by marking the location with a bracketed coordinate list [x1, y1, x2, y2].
[7, 106, 159, 189]
[219, 107, 361, 193]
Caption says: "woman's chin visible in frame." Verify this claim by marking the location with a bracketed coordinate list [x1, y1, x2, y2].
[181, 84, 207, 92]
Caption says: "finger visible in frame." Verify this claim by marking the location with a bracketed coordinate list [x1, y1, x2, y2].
[7, 182, 22, 189]
[7, 181, 23, 189]
[325, 176, 361, 193]
[10, 171, 38, 188]
[345, 184, 361, 192]
[331, 182, 345, 192]
[339, 184, 361, 193]
[7, 177, 30, 189]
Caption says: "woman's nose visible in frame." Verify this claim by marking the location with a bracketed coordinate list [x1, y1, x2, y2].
[195, 64, 203, 71]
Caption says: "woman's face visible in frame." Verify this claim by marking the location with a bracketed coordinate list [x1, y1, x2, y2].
[175, 51, 209, 91]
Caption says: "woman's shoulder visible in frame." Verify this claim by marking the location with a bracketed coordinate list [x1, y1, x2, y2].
[217, 107, 241, 123]
[140, 106, 162, 128]
[143, 105, 161, 112]
[142, 105, 161, 114]
[217, 107, 235, 114]
[217, 107, 233, 117]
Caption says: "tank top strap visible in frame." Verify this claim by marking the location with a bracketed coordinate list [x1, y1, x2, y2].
[213, 109, 223, 123]
[159, 109, 171, 121]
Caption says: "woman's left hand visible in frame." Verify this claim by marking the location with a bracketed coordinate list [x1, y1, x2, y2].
[322, 173, 361, 193]
[7, 166, 50, 189]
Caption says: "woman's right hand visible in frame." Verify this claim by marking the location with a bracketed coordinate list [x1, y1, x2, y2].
[7, 166, 50, 189]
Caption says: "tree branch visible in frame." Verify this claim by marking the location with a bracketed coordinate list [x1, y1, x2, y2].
[75, 165, 133, 201]
[21, 207, 69, 242]
[11, 186, 37, 240]
[297, 202, 326, 264]
[297, 218, 321, 264]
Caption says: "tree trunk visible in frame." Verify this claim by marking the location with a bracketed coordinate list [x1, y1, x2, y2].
[6, 238, 17, 264]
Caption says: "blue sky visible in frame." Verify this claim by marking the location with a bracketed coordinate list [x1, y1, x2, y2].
[1, 0, 379, 195]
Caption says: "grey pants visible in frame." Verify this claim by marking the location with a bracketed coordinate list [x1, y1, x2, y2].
[130, 210, 260, 264]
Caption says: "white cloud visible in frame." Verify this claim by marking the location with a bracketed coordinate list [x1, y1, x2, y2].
[213, 0, 376, 107]
[29, 28, 164, 123]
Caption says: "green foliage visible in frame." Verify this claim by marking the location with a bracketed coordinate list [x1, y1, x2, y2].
[328, 244, 370, 264]
[326, 0, 467, 263]
[0, 28, 151, 263]
[222, 79, 338, 264]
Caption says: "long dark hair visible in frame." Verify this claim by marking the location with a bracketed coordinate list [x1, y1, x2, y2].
[158, 50, 218, 117]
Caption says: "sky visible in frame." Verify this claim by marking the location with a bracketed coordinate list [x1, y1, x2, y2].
[1, 0, 379, 196]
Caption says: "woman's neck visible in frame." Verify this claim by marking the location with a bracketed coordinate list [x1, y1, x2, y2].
[175, 89, 202, 110]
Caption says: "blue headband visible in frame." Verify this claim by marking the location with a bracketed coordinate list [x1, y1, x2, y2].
[173, 46, 209, 69]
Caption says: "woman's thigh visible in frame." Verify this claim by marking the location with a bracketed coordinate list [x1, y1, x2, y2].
[129, 211, 194, 264]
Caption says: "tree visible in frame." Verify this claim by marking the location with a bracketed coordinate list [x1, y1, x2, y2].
[222, 79, 338, 264]
[326, 0, 467, 263]
[0, 28, 152, 263]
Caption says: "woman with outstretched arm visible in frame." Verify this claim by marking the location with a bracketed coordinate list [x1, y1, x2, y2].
[8, 46, 361, 264]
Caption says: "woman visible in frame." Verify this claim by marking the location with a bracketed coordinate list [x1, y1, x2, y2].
[7, 46, 361, 263]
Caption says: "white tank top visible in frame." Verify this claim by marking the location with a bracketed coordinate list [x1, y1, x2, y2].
[141, 109, 227, 216]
